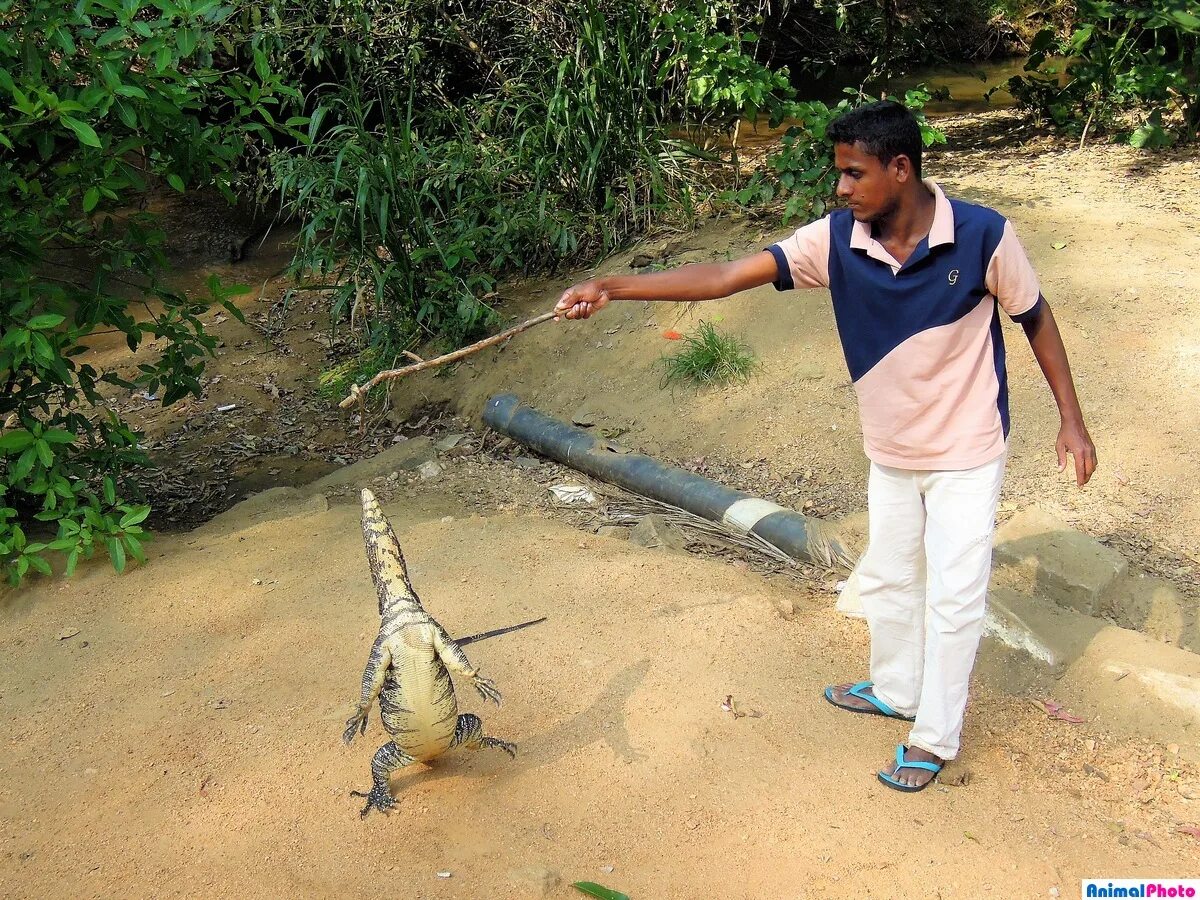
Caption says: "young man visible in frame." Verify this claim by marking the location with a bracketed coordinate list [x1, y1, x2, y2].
[553, 100, 1096, 792]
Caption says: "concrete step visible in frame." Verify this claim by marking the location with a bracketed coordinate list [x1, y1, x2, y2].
[993, 506, 1127, 615]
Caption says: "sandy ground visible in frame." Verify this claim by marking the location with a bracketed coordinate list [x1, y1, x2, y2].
[3, 110, 1200, 898]
[2, 482, 1198, 899]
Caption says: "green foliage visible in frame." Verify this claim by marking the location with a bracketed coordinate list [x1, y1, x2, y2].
[269, 0, 795, 358]
[0, 0, 295, 585]
[316, 348, 392, 401]
[572, 882, 630, 900]
[657, 6, 793, 128]
[763, 0, 1016, 78]
[999, 0, 1200, 145]
[658, 320, 759, 388]
[734, 85, 945, 224]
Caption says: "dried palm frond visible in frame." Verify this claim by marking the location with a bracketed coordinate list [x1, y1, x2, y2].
[589, 485, 852, 575]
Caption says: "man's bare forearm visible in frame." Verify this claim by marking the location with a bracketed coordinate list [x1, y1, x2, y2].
[589, 254, 779, 303]
[555, 251, 778, 320]
[1021, 298, 1084, 423]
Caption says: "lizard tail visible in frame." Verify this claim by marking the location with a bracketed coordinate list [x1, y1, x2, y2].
[361, 488, 421, 614]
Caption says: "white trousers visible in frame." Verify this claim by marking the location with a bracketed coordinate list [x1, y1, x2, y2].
[857, 449, 1007, 760]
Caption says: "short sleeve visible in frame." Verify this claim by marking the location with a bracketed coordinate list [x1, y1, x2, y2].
[766, 217, 831, 291]
[986, 219, 1042, 322]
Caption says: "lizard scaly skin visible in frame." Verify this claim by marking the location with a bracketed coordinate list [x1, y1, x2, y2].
[344, 489, 515, 818]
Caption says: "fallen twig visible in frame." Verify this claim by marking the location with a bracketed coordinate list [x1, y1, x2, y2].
[338, 311, 557, 409]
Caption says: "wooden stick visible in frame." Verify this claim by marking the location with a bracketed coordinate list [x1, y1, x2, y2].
[338, 310, 559, 409]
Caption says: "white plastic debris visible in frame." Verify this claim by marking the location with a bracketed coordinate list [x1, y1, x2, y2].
[417, 461, 444, 480]
[216, 403, 238, 413]
[435, 433, 465, 452]
[549, 484, 597, 505]
[436, 871, 452, 879]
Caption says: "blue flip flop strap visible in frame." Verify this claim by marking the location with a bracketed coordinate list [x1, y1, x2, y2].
[847, 681, 905, 718]
[893, 744, 942, 773]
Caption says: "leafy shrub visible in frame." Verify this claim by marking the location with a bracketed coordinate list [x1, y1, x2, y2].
[998, 0, 1200, 145]
[734, 85, 946, 224]
[0, 0, 296, 585]
[269, 0, 795, 358]
[658, 320, 759, 387]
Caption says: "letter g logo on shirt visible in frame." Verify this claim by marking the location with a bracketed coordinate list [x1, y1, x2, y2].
[948, 269, 960, 285]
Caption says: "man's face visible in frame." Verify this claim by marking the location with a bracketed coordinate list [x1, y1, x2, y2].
[834, 142, 905, 223]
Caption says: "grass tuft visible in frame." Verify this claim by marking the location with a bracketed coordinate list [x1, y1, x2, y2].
[316, 347, 391, 401]
[658, 320, 758, 388]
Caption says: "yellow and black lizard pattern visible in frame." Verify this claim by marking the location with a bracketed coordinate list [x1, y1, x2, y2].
[344, 489, 516, 818]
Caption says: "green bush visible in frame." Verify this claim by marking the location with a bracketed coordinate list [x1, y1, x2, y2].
[999, 0, 1200, 145]
[268, 0, 796, 358]
[733, 85, 945, 224]
[0, 0, 297, 585]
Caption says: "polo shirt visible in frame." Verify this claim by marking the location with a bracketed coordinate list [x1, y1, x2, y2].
[766, 180, 1044, 471]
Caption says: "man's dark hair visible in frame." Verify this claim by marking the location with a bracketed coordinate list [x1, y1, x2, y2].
[827, 100, 923, 179]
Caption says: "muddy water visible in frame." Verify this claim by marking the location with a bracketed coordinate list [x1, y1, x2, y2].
[794, 56, 1037, 114]
[734, 57, 1046, 155]
[77, 192, 299, 358]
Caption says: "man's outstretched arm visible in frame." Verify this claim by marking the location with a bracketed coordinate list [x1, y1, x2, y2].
[554, 251, 780, 320]
[1021, 298, 1097, 486]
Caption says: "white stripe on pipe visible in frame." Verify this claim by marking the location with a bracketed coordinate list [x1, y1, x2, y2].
[721, 498, 786, 534]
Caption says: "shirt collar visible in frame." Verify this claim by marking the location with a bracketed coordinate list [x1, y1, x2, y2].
[849, 179, 955, 252]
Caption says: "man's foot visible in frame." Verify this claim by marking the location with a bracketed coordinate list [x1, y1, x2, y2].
[823, 681, 915, 721]
[878, 744, 944, 792]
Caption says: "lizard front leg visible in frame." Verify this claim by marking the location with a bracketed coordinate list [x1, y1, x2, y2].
[344, 636, 392, 744]
[350, 741, 414, 818]
[431, 623, 502, 704]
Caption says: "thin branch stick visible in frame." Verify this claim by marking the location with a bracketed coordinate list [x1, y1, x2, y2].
[338, 310, 558, 409]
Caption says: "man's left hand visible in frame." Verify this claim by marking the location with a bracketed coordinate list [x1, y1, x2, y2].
[1056, 419, 1097, 487]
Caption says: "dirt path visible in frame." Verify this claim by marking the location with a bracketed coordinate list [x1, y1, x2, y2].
[3, 110, 1200, 897]
[2, 480, 1198, 898]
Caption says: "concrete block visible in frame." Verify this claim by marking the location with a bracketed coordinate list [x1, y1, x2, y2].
[1101, 572, 1194, 651]
[507, 866, 562, 897]
[1056, 625, 1200, 761]
[982, 579, 1200, 760]
[201, 486, 311, 532]
[983, 584, 1102, 669]
[311, 437, 435, 491]
[835, 569, 865, 619]
[993, 506, 1127, 615]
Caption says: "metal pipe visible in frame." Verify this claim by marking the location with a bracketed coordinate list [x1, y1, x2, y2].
[482, 393, 852, 570]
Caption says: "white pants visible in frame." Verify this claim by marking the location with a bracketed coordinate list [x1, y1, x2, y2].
[857, 449, 1007, 760]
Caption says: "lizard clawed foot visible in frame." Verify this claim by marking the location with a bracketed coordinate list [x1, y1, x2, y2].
[342, 708, 369, 745]
[484, 737, 517, 758]
[350, 787, 396, 818]
[472, 674, 502, 705]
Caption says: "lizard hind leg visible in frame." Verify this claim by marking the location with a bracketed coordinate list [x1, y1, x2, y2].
[350, 741, 414, 818]
[449, 713, 517, 758]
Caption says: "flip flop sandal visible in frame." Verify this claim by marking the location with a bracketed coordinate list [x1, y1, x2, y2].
[823, 680, 915, 721]
[877, 744, 943, 793]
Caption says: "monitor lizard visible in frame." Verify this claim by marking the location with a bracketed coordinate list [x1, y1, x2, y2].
[343, 488, 529, 818]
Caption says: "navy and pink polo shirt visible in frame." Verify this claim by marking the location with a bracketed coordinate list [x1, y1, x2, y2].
[767, 180, 1043, 471]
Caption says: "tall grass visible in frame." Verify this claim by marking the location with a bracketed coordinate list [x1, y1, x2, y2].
[271, 0, 730, 356]
[658, 321, 759, 387]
